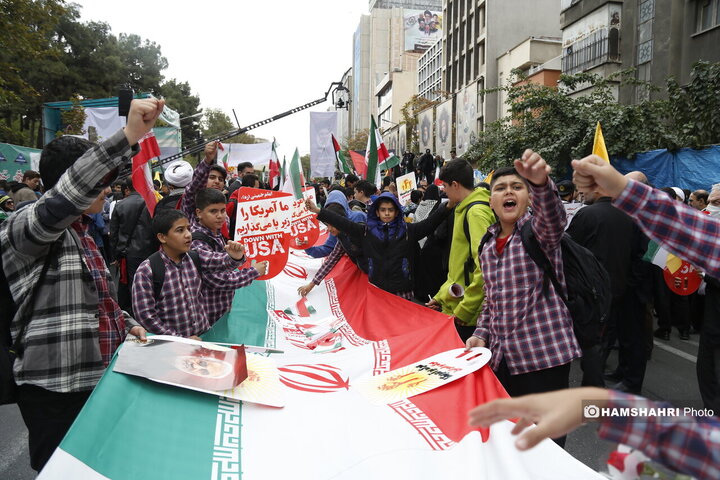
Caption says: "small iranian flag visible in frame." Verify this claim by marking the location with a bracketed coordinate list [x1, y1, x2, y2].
[269, 140, 281, 189]
[331, 134, 353, 175]
[281, 148, 305, 200]
[217, 142, 229, 170]
[132, 132, 161, 216]
[643, 241, 683, 273]
[283, 296, 316, 317]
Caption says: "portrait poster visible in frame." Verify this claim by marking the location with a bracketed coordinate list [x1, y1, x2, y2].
[234, 187, 294, 279]
[455, 82, 477, 156]
[417, 108, 434, 153]
[404, 9, 443, 52]
[435, 98, 453, 159]
[386, 126, 399, 156]
[398, 123, 407, 154]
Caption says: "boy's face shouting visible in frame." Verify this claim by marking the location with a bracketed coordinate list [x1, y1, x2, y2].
[376, 200, 398, 223]
[489, 174, 530, 228]
[196, 203, 226, 233]
[158, 217, 192, 255]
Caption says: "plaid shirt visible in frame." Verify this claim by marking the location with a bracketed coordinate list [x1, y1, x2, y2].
[598, 391, 720, 479]
[133, 250, 207, 337]
[0, 130, 140, 393]
[180, 159, 210, 226]
[614, 179, 720, 279]
[474, 179, 581, 374]
[312, 241, 346, 285]
[191, 224, 259, 323]
[70, 218, 126, 366]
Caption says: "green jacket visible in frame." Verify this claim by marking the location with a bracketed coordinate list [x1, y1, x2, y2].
[434, 188, 495, 325]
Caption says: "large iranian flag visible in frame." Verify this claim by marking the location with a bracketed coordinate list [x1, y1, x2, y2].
[38, 252, 602, 479]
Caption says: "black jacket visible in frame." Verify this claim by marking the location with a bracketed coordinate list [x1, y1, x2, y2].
[418, 153, 434, 174]
[566, 197, 636, 299]
[318, 194, 451, 293]
[109, 192, 156, 260]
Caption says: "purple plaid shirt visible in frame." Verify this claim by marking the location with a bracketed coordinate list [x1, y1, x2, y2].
[598, 391, 720, 479]
[474, 179, 581, 374]
[312, 241, 345, 285]
[614, 179, 720, 279]
[191, 223, 260, 323]
[181, 159, 210, 227]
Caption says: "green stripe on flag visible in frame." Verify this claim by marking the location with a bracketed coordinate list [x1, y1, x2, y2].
[202, 280, 270, 346]
[61, 355, 221, 479]
[365, 116, 379, 182]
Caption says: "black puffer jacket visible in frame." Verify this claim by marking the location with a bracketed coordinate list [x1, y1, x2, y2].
[109, 192, 156, 261]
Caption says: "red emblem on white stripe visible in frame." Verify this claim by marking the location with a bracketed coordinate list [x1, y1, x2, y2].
[278, 364, 350, 393]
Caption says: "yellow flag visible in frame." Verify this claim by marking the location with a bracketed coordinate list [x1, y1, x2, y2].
[592, 122, 609, 163]
[153, 170, 162, 182]
[483, 170, 494, 184]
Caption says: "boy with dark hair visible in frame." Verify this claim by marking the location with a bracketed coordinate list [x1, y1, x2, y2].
[131, 209, 248, 337]
[426, 159, 494, 341]
[181, 144, 266, 324]
[345, 174, 359, 189]
[466, 152, 581, 426]
[310, 192, 456, 299]
[241, 173, 260, 188]
[207, 164, 227, 192]
[0, 99, 160, 471]
[353, 180, 376, 206]
[10, 169, 41, 203]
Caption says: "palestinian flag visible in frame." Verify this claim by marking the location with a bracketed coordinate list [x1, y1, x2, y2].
[365, 116, 401, 186]
[39, 252, 603, 480]
[132, 132, 161, 216]
[281, 148, 305, 200]
[331, 134, 353, 175]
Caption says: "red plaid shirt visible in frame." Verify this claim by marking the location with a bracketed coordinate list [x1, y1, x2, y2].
[599, 391, 720, 479]
[71, 217, 126, 366]
[474, 179, 581, 374]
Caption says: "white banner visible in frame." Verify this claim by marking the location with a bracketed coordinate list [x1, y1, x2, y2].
[218, 142, 273, 174]
[309, 112, 338, 178]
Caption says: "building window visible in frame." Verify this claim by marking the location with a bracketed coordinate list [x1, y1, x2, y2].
[637, 40, 652, 64]
[639, 0, 654, 23]
[696, 0, 720, 32]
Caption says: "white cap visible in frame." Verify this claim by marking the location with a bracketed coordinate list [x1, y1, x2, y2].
[671, 187, 685, 202]
[164, 161, 193, 187]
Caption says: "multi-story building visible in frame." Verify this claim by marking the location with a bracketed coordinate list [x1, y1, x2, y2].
[560, 0, 720, 102]
[418, 38, 443, 101]
[350, 2, 443, 137]
[496, 37, 562, 119]
[442, 0, 563, 130]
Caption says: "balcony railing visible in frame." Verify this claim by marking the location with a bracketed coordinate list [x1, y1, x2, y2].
[562, 27, 620, 75]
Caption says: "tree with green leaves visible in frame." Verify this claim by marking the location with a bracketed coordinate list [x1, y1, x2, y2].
[464, 63, 720, 176]
[344, 129, 369, 151]
[401, 94, 441, 153]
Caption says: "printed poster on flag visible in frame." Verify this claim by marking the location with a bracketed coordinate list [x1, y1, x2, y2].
[396, 172, 417, 207]
[234, 187, 294, 279]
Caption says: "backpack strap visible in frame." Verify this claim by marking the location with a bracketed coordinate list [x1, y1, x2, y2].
[462, 201, 489, 286]
[191, 231, 222, 252]
[519, 222, 568, 304]
[149, 250, 203, 300]
[148, 252, 166, 299]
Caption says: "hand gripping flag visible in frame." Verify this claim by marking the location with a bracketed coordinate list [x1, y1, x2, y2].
[592, 122, 609, 162]
[132, 132, 161, 216]
[331, 134, 353, 175]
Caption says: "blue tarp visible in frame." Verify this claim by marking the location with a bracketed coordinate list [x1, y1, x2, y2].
[612, 145, 720, 191]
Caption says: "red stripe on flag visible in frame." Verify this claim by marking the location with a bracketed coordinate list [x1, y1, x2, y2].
[132, 133, 160, 216]
[296, 297, 311, 317]
[349, 150, 366, 177]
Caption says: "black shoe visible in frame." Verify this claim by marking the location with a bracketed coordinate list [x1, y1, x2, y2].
[603, 371, 623, 383]
[654, 328, 670, 341]
[679, 330, 690, 340]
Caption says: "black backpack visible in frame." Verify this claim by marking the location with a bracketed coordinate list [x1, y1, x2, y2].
[481, 221, 611, 347]
[461, 200, 490, 286]
[148, 250, 203, 298]
[1, 238, 60, 404]
[191, 231, 223, 253]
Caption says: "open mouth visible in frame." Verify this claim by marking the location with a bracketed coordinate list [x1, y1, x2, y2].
[502, 199, 517, 210]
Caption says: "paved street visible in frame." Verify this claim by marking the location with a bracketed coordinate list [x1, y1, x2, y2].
[0, 329, 705, 478]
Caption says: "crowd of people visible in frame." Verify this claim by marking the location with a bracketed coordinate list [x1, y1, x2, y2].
[1, 98, 719, 478]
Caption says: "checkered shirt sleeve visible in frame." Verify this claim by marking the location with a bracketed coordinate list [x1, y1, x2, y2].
[614, 179, 720, 279]
[312, 241, 346, 285]
[181, 160, 211, 219]
[598, 391, 720, 479]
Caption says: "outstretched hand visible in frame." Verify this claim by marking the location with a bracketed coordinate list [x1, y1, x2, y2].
[571, 155, 628, 199]
[468, 387, 609, 451]
[514, 149, 550, 186]
[204, 141, 219, 165]
[124, 98, 165, 146]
